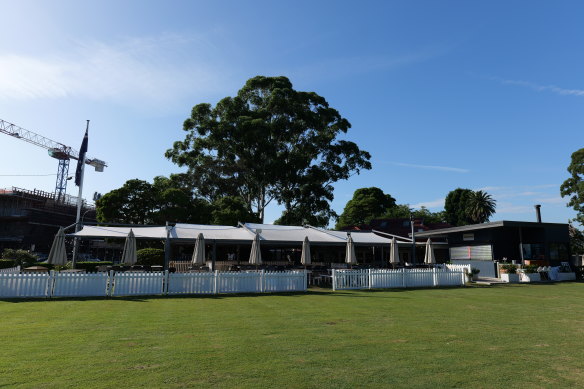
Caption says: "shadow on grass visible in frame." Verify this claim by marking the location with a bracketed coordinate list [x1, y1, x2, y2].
[1, 281, 581, 303]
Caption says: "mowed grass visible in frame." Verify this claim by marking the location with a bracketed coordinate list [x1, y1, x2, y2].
[2, 283, 584, 388]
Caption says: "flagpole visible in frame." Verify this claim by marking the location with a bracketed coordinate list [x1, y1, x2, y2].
[71, 120, 89, 268]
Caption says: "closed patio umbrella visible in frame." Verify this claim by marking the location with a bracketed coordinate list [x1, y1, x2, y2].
[121, 229, 137, 266]
[301, 236, 311, 266]
[191, 233, 206, 266]
[345, 235, 357, 267]
[47, 227, 67, 266]
[389, 237, 400, 267]
[424, 238, 436, 265]
[249, 232, 262, 266]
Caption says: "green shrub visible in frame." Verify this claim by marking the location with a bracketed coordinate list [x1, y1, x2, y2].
[33, 262, 54, 270]
[501, 264, 518, 274]
[523, 265, 539, 274]
[136, 248, 165, 266]
[0, 259, 16, 269]
[1, 249, 38, 267]
[75, 262, 113, 272]
[470, 268, 480, 275]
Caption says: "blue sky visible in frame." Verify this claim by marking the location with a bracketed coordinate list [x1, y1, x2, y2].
[0, 0, 582, 226]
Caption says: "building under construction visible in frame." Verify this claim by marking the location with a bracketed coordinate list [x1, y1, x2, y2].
[0, 187, 96, 254]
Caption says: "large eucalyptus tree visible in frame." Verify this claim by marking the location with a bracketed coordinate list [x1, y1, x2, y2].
[166, 76, 371, 223]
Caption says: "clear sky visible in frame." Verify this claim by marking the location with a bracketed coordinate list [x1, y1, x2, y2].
[0, 0, 582, 226]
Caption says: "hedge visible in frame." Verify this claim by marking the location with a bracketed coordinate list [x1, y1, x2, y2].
[136, 248, 165, 266]
[1, 249, 38, 267]
[75, 262, 114, 272]
[0, 259, 16, 269]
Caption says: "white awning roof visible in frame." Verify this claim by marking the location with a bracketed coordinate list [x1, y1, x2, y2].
[70, 223, 399, 246]
[243, 223, 345, 244]
[172, 223, 254, 242]
[70, 225, 168, 239]
[325, 230, 394, 245]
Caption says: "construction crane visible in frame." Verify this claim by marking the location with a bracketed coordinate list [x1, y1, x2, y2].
[0, 118, 107, 203]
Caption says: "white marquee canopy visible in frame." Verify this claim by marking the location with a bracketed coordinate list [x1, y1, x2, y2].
[70, 223, 411, 246]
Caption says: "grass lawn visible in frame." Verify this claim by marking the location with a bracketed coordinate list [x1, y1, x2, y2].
[1, 283, 584, 388]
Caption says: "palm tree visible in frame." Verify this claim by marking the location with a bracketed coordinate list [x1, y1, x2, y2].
[466, 190, 496, 223]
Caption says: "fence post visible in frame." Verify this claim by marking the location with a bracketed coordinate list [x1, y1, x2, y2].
[402, 268, 406, 288]
[164, 270, 169, 295]
[433, 267, 437, 287]
[368, 268, 372, 289]
[214, 270, 219, 295]
[261, 270, 265, 293]
[332, 269, 337, 291]
[107, 270, 114, 296]
[48, 270, 55, 298]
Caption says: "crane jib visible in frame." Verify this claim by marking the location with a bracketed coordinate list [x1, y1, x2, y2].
[0, 118, 107, 203]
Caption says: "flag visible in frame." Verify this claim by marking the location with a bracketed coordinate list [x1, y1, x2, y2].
[74, 128, 88, 186]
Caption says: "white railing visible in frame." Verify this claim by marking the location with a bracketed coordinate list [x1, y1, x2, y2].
[445, 264, 471, 273]
[110, 271, 166, 296]
[0, 272, 51, 298]
[217, 271, 263, 293]
[264, 271, 306, 292]
[52, 272, 109, 297]
[332, 268, 466, 291]
[0, 270, 308, 298]
[167, 272, 216, 295]
[0, 266, 21, 273]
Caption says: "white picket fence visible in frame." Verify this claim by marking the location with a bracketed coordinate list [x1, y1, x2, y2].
[52, 272, 109, 297]
[110, 272, 166, 296]
[332, 268, 466, 291]
[0, 266, 21, 273]
[0, 270, 307, 299]
[0, 272, 51, 298]
[445, 264, 472, 273]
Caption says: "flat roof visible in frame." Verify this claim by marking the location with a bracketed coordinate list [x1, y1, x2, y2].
[414, 220, 569, 238]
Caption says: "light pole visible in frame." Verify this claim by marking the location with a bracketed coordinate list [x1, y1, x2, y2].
[410, 213, 416, 265]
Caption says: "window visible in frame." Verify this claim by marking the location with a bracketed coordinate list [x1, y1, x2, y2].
[549, 243, 568, 261]
[521, 244, 545, 260]
[402, 221, 410, 227]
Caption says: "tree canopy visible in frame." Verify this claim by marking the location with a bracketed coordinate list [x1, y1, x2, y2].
[96, 175, 255, 226]
[336, 187, 397, 228]
[560, 148, 584, 225]
[165, 76, 371, 223]
[444, 188, 496, 226]
[210, 196, 259, 226]
[384, 204, 446, 225]
[96, 179, 157, 224]
[444, 188, 474, 226]
[466, 190, 496, 224]
[569, 224, 584, 255]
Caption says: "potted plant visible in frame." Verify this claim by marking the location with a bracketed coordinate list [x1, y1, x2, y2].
[500, 264, 519, 283]
[470, 268, 480, 281]
[519, 264, 540, 283]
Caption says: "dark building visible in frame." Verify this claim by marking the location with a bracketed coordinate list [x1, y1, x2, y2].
[414, 220, 570, 277]
[0, 187, 95, 254]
